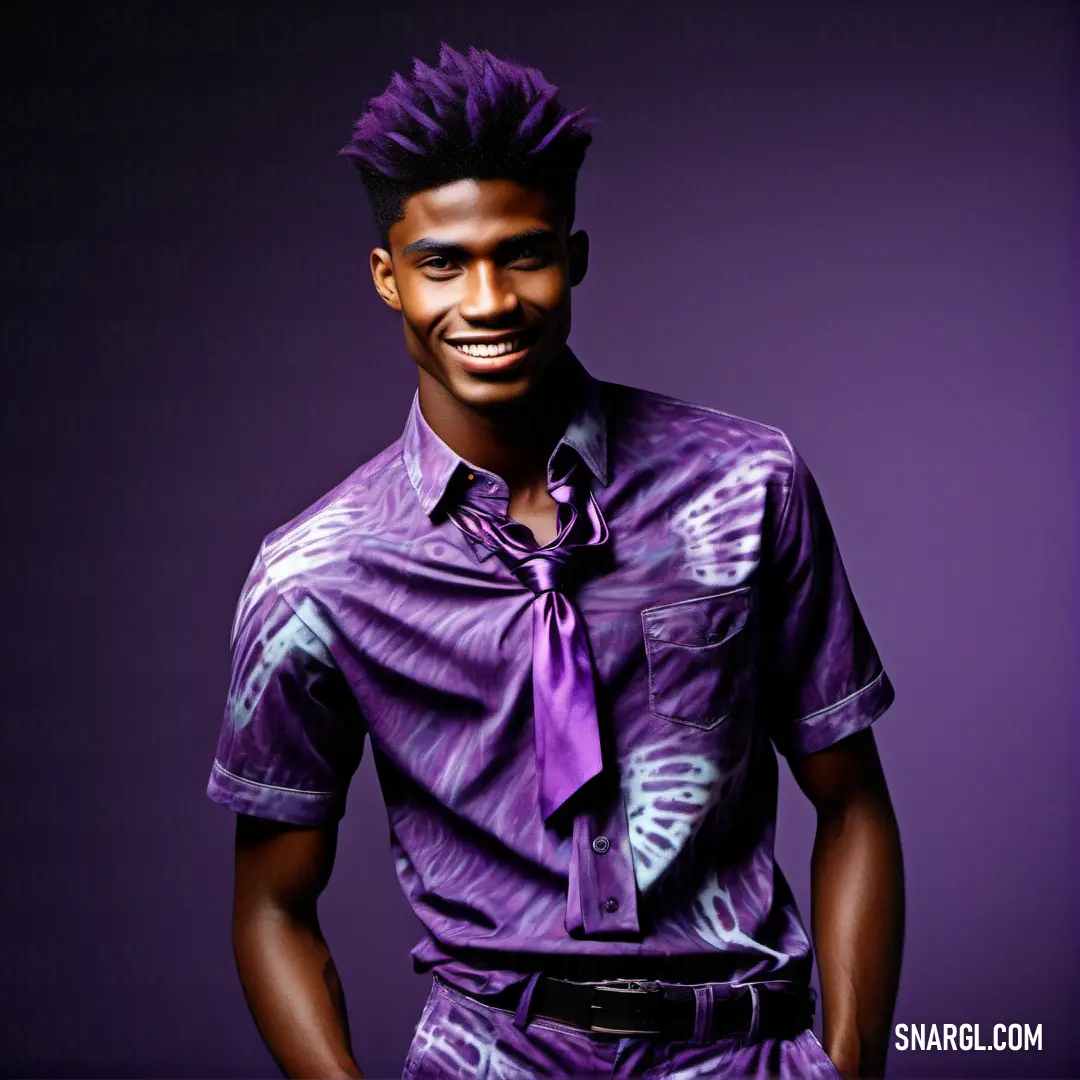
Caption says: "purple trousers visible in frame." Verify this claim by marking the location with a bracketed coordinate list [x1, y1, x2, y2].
[401, 976, 843, 1079]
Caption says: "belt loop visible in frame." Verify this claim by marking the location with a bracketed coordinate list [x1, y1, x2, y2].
[691, 984, 715, 1045]
[745, 984, 761, 1044]
[512, 971, 542, 1031]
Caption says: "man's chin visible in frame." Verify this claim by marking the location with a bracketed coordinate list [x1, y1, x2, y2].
[448, 370, 541, 413]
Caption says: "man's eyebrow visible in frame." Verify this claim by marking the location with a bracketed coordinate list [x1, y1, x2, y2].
[401, 238, 469, 257]
[501, 228, 558, 245]
[401, 228, 559, 258]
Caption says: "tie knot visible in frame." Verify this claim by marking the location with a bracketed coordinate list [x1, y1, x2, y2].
[512, 551, 570, 594]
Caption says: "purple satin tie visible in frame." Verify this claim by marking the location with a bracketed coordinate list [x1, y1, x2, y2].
[446, 460, 609, 823]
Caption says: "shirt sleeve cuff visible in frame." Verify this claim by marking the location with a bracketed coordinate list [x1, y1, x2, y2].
[206, 759, 345, 826]
[774, 668, 896, 758]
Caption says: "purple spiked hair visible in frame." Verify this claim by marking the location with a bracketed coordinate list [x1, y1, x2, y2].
[338, 45, 593, 241]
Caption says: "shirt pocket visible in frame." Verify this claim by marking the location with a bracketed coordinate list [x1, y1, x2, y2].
[640, 586, 753, 730]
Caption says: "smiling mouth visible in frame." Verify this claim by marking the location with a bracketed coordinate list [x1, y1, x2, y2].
[447, 334, 531, 359]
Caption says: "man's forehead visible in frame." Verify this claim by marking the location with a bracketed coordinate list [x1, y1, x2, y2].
[394, 178, 559, 244]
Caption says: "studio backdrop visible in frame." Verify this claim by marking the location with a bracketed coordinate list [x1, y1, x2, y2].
[1, 2, 1076, 1078]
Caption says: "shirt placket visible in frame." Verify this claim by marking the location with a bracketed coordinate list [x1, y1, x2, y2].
[565, 789, 641, 937]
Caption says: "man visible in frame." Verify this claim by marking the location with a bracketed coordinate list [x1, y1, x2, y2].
[207, 44, 904, 1080]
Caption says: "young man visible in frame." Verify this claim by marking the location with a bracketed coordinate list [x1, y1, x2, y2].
[207, 45, 904, 1080]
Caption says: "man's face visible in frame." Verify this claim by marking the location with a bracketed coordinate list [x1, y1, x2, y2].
[370, 178, 588, 411]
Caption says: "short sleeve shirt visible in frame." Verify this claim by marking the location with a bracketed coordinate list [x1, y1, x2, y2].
[207, 353, 895, 996]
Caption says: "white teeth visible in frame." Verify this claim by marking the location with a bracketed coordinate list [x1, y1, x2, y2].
[452, 339, 521, 359]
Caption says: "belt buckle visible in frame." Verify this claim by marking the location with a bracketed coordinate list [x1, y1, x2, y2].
[588, 981, 663, 1035]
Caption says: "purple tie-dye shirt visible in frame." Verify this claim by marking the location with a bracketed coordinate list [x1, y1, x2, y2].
[207, 353, 895, 996]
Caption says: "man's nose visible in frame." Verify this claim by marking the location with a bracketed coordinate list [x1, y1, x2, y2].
[458, 263, 519, 322]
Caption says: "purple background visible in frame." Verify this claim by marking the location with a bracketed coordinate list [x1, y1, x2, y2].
[2, 2, 1076, 1077]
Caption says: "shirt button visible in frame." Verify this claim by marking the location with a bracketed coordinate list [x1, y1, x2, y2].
[467, 473, 474, 480]
[592, 836, 610, 854]
[603, 897, 620, 914]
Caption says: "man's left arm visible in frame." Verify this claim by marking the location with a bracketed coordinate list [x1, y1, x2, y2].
[758, 438, 904, 1078]
[789, 728, 905, 1079]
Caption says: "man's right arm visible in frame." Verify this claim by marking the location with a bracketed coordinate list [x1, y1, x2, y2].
[232, 812, 364, 1080]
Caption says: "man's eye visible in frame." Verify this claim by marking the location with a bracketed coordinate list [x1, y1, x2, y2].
[421, 256, 455, 271]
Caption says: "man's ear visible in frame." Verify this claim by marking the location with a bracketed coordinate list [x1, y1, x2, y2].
[370, 247, 401, 311]
[568, 229, 589, 287]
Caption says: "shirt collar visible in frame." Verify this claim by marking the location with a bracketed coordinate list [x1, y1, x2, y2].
[402, 351, 608, 519]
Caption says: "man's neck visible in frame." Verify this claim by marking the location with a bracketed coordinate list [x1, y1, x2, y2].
[417, 355, 578, 493]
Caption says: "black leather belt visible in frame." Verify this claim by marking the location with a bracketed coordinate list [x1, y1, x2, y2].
[454, 976, 814, 1041]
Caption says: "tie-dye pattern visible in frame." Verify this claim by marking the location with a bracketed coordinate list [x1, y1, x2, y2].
[207, 353, 895, 1001]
